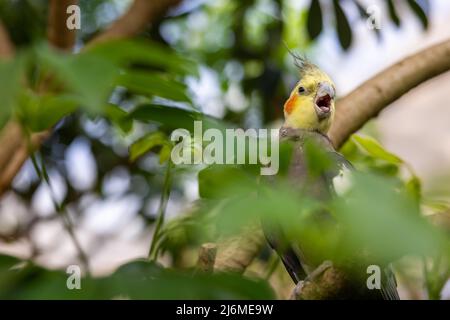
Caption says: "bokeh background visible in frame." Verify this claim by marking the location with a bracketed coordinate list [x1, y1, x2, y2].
[0, 0, 449, 299]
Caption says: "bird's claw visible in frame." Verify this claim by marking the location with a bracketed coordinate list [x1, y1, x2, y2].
[305, 260, 333, 282]
[290, 260, 333, 300]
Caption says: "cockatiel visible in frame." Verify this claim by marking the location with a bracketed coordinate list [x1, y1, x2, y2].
[263, 53, 400, 300]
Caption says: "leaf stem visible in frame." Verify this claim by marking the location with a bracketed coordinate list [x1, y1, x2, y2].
[30, 152, 91, 276]
[264, 253, 280, 280]
[148, 161, 173, 261]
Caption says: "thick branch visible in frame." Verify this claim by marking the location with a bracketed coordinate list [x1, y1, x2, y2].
[214, 226, 265, 273]
[47, 0, 78, 50]
[0, 126, 49, 196]
[89, 0, 181, 45]
[291, 267, 351, 300]
[197, 243, 217, 273]
[330, 39, 450, 148]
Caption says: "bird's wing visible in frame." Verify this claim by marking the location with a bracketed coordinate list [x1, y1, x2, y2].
[262, 222, 307, 283]
[381, 265, 401, 300]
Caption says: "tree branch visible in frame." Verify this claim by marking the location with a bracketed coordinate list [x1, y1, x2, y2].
[0, 20, 14, 58]
[47, 0, 78, 50]
[197, 243, 217, 273]
[330, 39, 450, 148]
[89, 0, 181, 45]
[291, 267, 352, 300]
[0, 126, 49, 196]
[214, 225, 265, 273]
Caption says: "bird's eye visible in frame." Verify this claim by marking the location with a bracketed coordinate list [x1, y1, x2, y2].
[298, 86, 306, 94]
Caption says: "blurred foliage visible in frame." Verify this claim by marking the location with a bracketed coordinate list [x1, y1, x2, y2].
[0, 255, 274, 299]
[0, 0, 448, 300]
[191, 139, 449, 260]
[304, 0, 429, 50]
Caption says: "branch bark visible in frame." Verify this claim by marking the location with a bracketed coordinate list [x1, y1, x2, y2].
[291, 267, 351, 300]
[214, 226, 265, 273]
[197, 243, 217, 273]
[47, 0, 78, 50]
[329, 39, 450, 148]
[89, 0, 181, 45]
[0, 127, 49, 195]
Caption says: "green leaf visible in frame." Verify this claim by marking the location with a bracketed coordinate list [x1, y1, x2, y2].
[352, 135, 403, 165]
[353, 0, 381, 38]
[117, 71, 190, 103]
[37, 46, 118, 113]
[333, 0, 353, 50]
[405, 175, 422, 201]
[407, 0, 429, 29]
[130, 131, 171, 162]
[109, 260, 275, 299]
[105, 104, 133, 134]
[0, 256, 275, 299]
[0, 57, 23, 128]
[157, 215, 205, 254]
[159, 144, 172, 164]
[0, 254, 30, 298]
[86, 39, 197, 76]
[334, 173, 448, 263]
[18, 93, 78, 132]
[307, 0, 323, 41]
[198, 165, 255, 199]
[129, 104, 229, 134]
[387, 0, 401, 27]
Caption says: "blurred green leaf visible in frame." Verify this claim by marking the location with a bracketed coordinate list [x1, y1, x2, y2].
[0, 256, 274, 299]
[198, 165, 255, 199]
[18, 93, 78, 132]
[130, 131, 171, 162]
[110, 260, 275, 299]
[340, 138, 400, 177]
[352, 135, 403, 165]
[159, 144, 172, 164]
[405, 175, 422, 201]
[387, 0, 401, 27]
[157, 215, 206, 256]
[307, 0, 323, 41]
[117, 70, 190, 103]
[407, 0, 429, 29]
[352, 0, 381, 38]
[0, 57, 23, 128]
[334, 173, 448, 263]
[129, 104, 229, 134]
[0, 254, 23, 295]
[37, 46, 118, 113]
[105, 104, 133, 134]
[86, 39, 197, 76]
[333, 0, 352, 50]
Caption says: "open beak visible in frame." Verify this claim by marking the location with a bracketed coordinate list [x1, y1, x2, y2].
[315, 82, 335, 120]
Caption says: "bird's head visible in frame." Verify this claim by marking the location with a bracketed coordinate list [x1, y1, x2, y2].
[283, 56, 336, 134]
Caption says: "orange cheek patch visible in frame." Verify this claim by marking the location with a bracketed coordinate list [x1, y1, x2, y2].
[284, 96, 297, 114]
